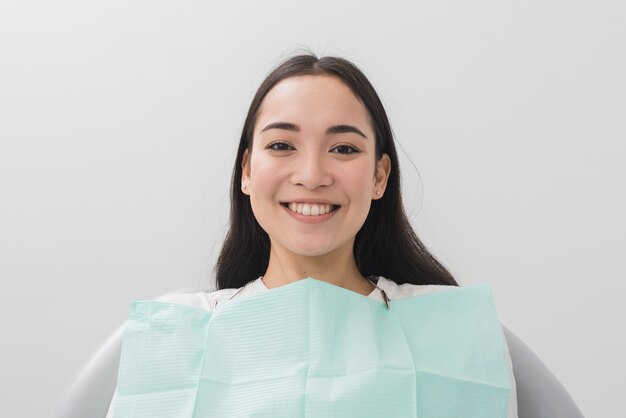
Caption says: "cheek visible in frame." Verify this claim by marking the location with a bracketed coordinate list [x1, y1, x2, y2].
[340, 168, 375, 223]
[248, 156, 284, 218]
[344, 164, 375, 198]
[249, 155, 279, 191]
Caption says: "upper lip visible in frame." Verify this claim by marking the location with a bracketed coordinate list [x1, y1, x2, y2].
[280, 199, 341, 206]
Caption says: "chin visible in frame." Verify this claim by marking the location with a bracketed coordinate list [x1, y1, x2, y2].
[287, 242, 337, 257]
[292, 248, 333, 258]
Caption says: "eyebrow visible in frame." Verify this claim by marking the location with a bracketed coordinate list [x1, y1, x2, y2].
[259, 122, 368, 139]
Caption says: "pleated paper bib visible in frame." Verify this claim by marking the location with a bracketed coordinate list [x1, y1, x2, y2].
[114, 278, 511, 418]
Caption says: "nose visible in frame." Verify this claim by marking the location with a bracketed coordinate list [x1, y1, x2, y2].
[290, 151, 333, 190]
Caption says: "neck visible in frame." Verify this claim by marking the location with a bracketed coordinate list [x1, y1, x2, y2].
[261, 242, 375, 297]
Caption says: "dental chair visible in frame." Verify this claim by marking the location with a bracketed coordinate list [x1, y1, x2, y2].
[47, 289, 586, 418]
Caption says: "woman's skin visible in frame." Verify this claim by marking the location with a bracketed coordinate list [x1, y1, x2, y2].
[241, 74, 391, 296]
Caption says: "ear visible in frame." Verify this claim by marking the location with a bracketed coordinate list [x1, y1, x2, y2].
[372, 153, 391, 200]
[241, 148, 251, 195]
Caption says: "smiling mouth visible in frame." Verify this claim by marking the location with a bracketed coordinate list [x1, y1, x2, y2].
[280, 202, 341, 216]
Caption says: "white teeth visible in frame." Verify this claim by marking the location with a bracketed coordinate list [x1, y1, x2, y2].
[287, 203, 335, 216]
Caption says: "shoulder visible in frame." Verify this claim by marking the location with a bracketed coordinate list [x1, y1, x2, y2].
[377, 276, 457, 300]
[154, 288, 240, 312]
[153, 277, 267, 311]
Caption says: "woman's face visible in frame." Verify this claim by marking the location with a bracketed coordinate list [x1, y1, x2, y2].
[241, 74, 390, 258]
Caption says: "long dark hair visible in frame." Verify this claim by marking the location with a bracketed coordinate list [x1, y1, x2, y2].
[214, 52, 458, 289]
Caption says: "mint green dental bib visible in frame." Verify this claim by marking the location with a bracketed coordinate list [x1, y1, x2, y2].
[113, 278, 511, 418]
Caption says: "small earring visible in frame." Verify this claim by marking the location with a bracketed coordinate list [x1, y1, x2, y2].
[376, 191, 380, 195]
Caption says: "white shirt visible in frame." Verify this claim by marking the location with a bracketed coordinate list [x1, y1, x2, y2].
[106, 276, 518, 418]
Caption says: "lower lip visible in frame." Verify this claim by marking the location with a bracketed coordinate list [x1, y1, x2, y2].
[281, 204, 340, 224]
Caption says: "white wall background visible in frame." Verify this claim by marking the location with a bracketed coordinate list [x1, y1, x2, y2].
[1, 1, 623, 417]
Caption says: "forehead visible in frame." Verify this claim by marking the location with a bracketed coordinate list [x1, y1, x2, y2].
[255, 75, 372, 134]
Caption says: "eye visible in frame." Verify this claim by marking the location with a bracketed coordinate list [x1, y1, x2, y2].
[266, 141, 294, 151]
[331, 144, 360, 154]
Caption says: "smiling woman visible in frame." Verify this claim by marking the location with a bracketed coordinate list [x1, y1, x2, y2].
[218, 54, 460, 294]
[106, 52, 519, 418]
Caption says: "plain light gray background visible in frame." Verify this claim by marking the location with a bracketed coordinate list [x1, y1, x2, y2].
[1, 1, 624, 417]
